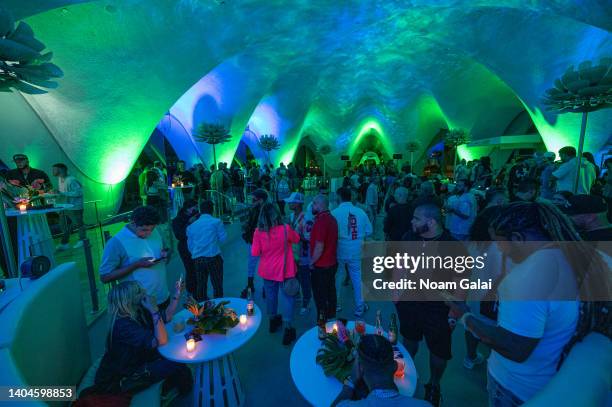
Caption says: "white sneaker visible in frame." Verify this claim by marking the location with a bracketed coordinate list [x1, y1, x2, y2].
[72, 241, 84, 249]
[56, 243, 70, 252]
[299, 307, 308, 316]
[463, 352, 485, 369]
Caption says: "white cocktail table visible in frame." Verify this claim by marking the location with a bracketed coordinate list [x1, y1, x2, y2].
[290, 321, 418, 407]
[168, 185, 193, 218]
[159, 298, 262, 407]
[5, 204, 74, 267]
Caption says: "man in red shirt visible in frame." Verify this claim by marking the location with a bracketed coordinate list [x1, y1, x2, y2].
[309, 194, 338, 320]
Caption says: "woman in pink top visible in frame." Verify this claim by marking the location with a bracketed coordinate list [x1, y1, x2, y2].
[251, 202, 300, 345]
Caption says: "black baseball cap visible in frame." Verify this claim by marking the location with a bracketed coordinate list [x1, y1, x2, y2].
[13, 154, 28, 161]
[560, 194, 607, 215]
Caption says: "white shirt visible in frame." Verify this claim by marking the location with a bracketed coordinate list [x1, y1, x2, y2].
[187, 214, 227, 258]
[488, 249, 579, 402]
[57, 175, 84, 210]
[447, 192, 477, 236]
[366, 183, 378, 206]
[99, 226, 169, 303]
[552, 157, 595, 194]
[331, 202, 372, 259]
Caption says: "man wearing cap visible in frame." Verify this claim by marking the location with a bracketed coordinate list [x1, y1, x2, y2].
[561, 194, 611, 241]
[240, 188, 268, 298]
[286, 191, 314, 315]
[6, 154, 51, 190]
[332, 334, 430, 407]
[332, 187, 372, 317]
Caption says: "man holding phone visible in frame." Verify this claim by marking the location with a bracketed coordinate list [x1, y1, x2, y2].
[100, 205, 173, 308]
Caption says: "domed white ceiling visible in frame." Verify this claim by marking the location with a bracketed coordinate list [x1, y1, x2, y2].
[4, 0, 612, 184]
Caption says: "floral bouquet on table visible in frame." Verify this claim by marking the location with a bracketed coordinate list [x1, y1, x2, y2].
[184, 297, 239, 335]
[172, 174, 184, 187]
[316, 319, 356, 382]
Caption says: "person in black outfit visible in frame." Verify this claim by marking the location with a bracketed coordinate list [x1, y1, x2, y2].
[396, 201, 458, 407]
[87, 281, 191, 399]
[240, 188, 268, 298]
[171, 199, 199, 296]
[383, 186, 411, 241]
[5, 153, 51, 190]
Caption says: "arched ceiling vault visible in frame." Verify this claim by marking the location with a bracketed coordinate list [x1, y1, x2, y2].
[4, 0, 610, 184]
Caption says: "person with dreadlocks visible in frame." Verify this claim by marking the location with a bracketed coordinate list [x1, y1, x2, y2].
[447, 201, 610, 406]
[332, 335, 430, 407]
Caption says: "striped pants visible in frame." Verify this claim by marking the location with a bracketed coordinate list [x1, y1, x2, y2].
[193, 255, 224, 301]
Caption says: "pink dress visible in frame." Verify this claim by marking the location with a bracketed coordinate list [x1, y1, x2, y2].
[251, 224, 300, 282]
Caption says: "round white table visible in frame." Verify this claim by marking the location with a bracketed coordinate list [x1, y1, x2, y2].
[5, 204, 73, 268]
[159, 298, 262, 407]
[290, 321, 418, 407]
[0, 278, 32, 313]
[168, 185, 194, 218]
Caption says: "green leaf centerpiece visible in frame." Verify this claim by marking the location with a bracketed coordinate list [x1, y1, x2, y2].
[184, 297, 239, 335]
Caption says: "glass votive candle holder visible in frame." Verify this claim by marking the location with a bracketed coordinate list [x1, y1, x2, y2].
[240, 314, 247, 326]
[186, 338, 196, 352]
[18, 204, 27, 212]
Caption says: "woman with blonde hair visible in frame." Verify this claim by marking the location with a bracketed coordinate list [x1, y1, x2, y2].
[88, 281, 192, 399]
[252, 202, 300, 345]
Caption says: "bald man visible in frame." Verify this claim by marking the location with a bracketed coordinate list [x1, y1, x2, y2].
[309, 194, 339, 321]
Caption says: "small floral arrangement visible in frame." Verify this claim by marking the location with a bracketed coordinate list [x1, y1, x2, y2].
[172, 175, 184, 186]
[184, 297, 239, 335]
[12, 196, 30, 209]
[316, 320, 355, 382]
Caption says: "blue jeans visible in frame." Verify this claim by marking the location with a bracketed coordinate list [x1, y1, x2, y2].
[247, 244, 259, 278]
[487, 371, 524, 407]
[297, 265, 312, 307]
[263, 279, 295, 323]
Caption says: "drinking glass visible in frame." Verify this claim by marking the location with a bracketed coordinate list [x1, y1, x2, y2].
[355, 318, 366, 336]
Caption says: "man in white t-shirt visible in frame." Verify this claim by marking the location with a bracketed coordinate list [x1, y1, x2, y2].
[99, 206, 170, 306]
[552, 146, 595, 194]
[445, 179, 477, 240]
[449, 203, 579, 406]
[331, 187, 372, 317]
[51, 163, 86, 250]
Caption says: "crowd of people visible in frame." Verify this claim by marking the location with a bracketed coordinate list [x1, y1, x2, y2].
[5, 145, 610, 406]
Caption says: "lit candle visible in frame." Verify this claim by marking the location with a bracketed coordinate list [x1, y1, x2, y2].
[186, 338, 196, 352]
[171, 183, 176, 188]
[18, 204, 27, 212]
[240, 314, 247, 326]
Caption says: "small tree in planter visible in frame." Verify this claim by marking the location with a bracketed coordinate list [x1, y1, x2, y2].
[542, 58, 612, 193]
[258, 134, 280, 166]
[406, 141, 420, 169]
[0, 6, 63, 94]
[444, 129, 471, 170]
[194, 123, 232, 168]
